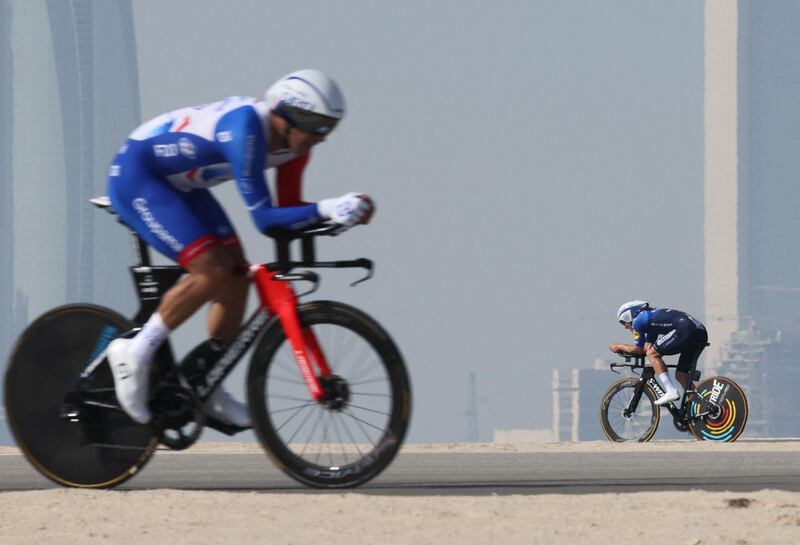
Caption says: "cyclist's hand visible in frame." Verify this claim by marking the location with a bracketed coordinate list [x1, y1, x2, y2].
[317, 192, 375, 232]
[356, 195, 376, 225]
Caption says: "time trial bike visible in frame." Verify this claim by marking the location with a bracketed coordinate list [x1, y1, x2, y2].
[599, 349, 747, 442]
[4, 197, 412, 488]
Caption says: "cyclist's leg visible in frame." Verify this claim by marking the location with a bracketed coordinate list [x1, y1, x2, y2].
[646, 334, 677, 381]
[648, 329, 691, 404]
[675, 328, 708, 389]
[108, 167, 236, 422]
[646, 345, 679, 405]
[182, 189, 249, 344]
[106, 245, 238, 423]
[675, 353, 691, 390]
[652, 325, 699, 390]
[158, 246, 239, 328]
[110, 176, 233, 330]
[170, 189, 251, 427]
[644, 342, 670, 374]
[206, 244, 249, 342]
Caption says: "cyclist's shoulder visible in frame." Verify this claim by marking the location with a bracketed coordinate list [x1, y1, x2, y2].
[657, 307, 691, 320]
[650, 307, 705, 328]
[128, 97, 265, 141]
[214, 96, 268, 122]
[632, 310, 651, 329]
[214, 98, 271, 143]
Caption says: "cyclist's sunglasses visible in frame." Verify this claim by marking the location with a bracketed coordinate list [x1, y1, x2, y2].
[278, 104, 339, 136]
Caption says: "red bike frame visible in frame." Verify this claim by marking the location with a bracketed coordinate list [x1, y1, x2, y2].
[250, 264, 331, 401]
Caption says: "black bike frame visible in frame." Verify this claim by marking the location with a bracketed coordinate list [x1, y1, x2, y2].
[611, 354, 705, 424]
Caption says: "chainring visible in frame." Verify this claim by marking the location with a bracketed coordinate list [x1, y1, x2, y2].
[151, 384, 205, 450]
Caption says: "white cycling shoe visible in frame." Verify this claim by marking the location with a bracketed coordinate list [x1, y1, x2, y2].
[203, 388, 251, 428]
[107, 338, 152, 424]
[654, 390, 680, 406]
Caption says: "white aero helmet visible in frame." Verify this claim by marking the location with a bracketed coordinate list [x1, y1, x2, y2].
[265, 69, 345, 135]
[617, 300, 649, 325]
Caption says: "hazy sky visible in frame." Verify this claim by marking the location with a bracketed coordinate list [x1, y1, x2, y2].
[130, 0, 704, 442]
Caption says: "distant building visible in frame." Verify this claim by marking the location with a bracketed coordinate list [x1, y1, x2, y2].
[574, 366, 610, 441]
[552, 368, 578, 441]
[705, 2, 800, 437]
[1, 0, 15, 421]
[714, 327, 800, 437]
[1, 1, 141, 441]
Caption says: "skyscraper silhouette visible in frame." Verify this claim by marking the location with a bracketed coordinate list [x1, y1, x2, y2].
[705, 1, 800, 437]
[1, 1, 141, 438]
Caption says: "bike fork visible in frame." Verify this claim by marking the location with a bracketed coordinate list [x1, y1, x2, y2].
[624, 379, 647, 418]
[251, 265, 331, 400]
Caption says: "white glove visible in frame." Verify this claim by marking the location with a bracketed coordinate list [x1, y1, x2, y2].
[316, 192, 373, 231]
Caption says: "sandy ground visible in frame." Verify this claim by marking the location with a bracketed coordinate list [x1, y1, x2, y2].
[1, 441, 798, 545]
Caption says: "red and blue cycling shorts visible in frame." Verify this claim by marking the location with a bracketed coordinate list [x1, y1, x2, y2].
[107, 142, 241, 269]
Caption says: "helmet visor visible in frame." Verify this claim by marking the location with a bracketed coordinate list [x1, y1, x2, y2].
[279, 104, 340, 135]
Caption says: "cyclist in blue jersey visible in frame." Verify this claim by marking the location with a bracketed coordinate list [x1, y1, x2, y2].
[105, 69, 374, 427]
[609, 301, 708, 405]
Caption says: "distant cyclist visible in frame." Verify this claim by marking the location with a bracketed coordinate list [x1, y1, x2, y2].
[609, 301, 708, 405]
[105, 69, 373, 427]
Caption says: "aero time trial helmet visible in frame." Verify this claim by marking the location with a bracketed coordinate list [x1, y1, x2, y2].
[265, 69, 345, 135]
[617, 300, 649, 325]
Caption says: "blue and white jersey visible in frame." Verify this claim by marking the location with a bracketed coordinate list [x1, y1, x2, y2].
[631, 309, 706, 348]
[116, 96, 318, 232]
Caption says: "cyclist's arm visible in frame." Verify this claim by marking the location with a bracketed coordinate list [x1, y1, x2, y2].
[274, 149, 375, 228]
[609, 343, 645, 355]
[216, 107, 319, 231]
[276, 154, 310, 206]
[610, 316, 648, 354]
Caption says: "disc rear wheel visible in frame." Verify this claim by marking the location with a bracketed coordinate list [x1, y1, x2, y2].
[687, 376, 748, 442]
[4, 304, 157, 488]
